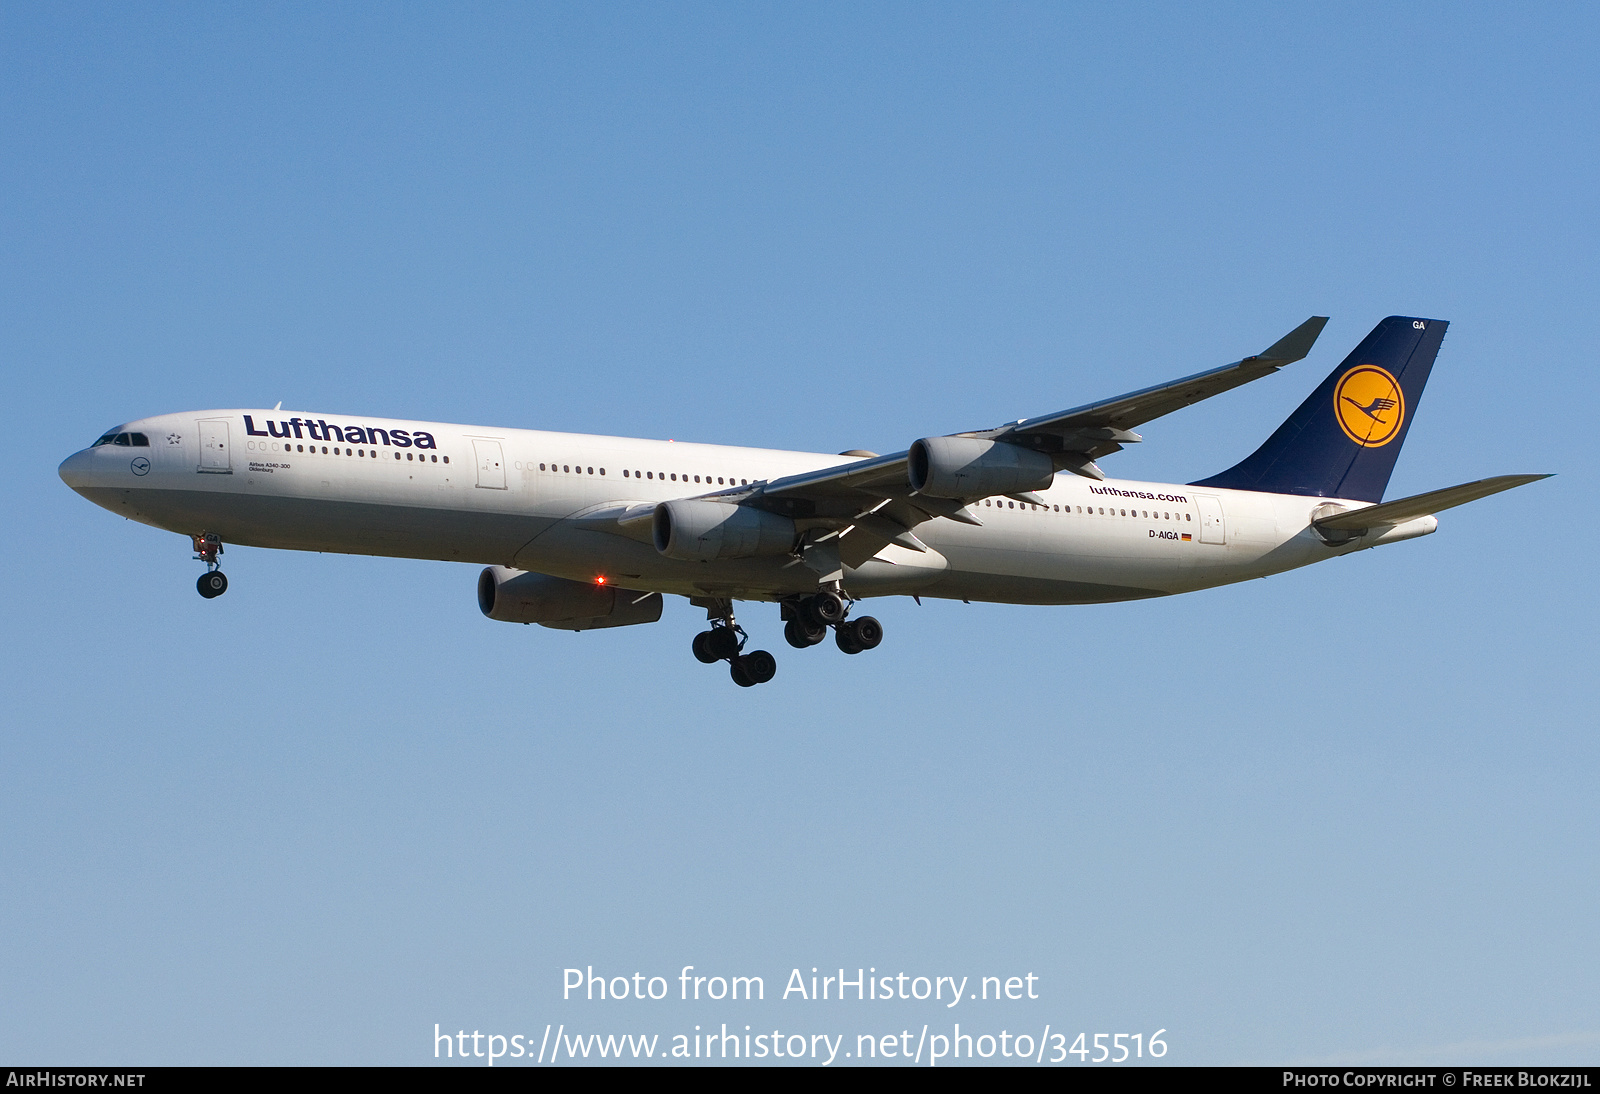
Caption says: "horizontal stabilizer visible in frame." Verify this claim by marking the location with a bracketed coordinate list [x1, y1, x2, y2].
[1313, 474, 1552, 531]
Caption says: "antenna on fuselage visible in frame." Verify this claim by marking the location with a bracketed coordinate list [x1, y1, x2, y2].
[273, 401, 282, 411]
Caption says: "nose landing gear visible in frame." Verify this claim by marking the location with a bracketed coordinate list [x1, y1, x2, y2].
[192, 533, 228, 599]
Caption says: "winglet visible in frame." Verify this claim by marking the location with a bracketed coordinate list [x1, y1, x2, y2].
[1256, 316, 1329, 364]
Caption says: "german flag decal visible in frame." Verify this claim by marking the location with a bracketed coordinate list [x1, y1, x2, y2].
[1181, 533, 1192, 541]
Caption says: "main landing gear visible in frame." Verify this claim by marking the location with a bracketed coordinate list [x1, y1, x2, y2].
[781, 592, 883, 655]
[691, 603, 777, 687]
[691, 592, 885, 686]
[192, 533, 228, 599]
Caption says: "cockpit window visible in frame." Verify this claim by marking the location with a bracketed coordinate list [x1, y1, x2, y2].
[92, 430, 151, 447]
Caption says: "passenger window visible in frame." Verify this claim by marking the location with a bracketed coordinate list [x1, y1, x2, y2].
[671, 474, 677, 481]
[1186, 513, 1191, 520]
[693, 475, 700, 483]
[563, 465, 570, 473]
[587, 467, 594, 475]
[407, 452, 413, 460]
[443, 456, 449, 463]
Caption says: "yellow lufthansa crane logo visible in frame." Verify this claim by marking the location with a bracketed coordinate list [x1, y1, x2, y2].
[1334, 365, 1405, 447]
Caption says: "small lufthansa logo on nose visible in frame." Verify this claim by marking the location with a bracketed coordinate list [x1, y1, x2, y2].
[131, 457, 151, 475]
[1334, 365, 1405, 447]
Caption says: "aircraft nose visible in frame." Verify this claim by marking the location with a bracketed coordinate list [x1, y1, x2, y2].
[58, 448, 93, 491]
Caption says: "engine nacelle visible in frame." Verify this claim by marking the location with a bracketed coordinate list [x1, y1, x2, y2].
[908, 436, 1054, 499]
[653, 499, 796, 562]
[477, 567, 663, 631]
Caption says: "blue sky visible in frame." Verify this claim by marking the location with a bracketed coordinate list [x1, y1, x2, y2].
[2, 2, 1595, 1066]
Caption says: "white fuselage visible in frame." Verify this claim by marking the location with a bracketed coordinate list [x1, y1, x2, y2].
[58, 409, 1436, 606]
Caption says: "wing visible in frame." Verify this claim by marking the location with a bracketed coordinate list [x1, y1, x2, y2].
[730, 315, 1330, 565]
[970, 314, 1329, 472]
[578, 318, 1329, 568]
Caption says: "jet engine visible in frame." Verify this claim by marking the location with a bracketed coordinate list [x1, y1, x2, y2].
[477, 567, 663, 631]
[653, 499, 796, 562]
[908, 436, 1054, 499]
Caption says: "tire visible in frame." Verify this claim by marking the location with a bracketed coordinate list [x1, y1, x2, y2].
[707, 627, 741, 661]
[197, 571, 228, 599]
[692, 631, 719, 664]
[835, 625, 863, 655]
[851, 615, 883, 650]
[784, 619, 827, 649]
[806, 591, 846, 627]
[729, 658, 757, 687]
[742, 649, 777, 684]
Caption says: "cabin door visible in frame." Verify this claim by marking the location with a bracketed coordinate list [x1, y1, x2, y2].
[473, 439, 506, 489]
[198, 419, 232, 473]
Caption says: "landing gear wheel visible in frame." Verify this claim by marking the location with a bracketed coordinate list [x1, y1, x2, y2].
[848, 615, 883, 650]
[730, 650, 776, 686]
[784, 619, 827, 649]
[742, 649, 777, 684]
[804, 591, 846, 628]
[835, 625, 863, 655]
[197, 571, 228, 599]
[692, 631, 719, 664]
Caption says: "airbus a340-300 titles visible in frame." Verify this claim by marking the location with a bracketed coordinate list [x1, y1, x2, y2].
[60, 315, 1549, 686]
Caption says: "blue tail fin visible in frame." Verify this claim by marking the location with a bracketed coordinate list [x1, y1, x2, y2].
[1191, 316, 1446, 502]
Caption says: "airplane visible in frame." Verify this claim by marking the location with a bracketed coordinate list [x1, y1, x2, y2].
[58, 315, 1549, 686]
